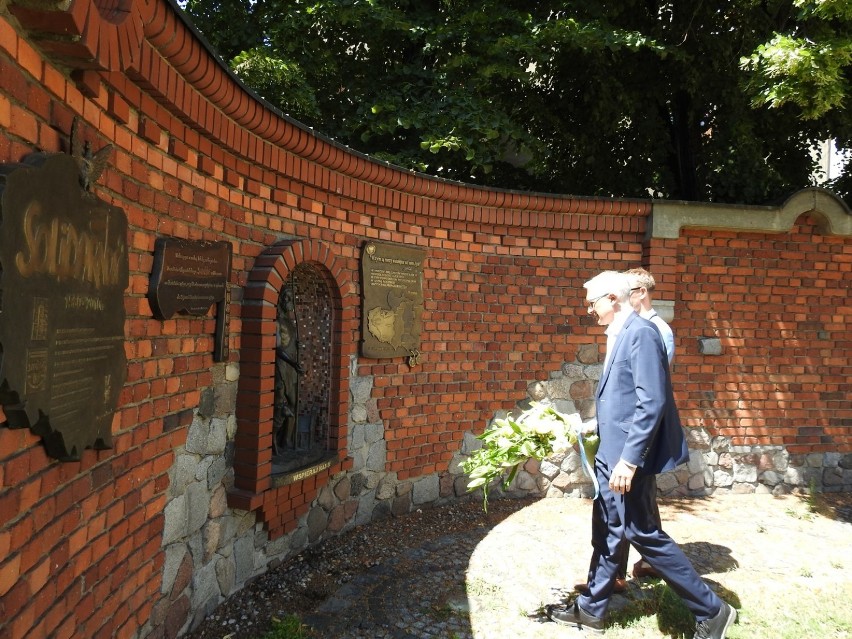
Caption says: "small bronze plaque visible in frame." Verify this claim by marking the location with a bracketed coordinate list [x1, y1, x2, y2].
[0, 153, 129, 460]
[149, 237, 231, 317]
[360, 241, 425, 362]
[148, 237, 231, 361]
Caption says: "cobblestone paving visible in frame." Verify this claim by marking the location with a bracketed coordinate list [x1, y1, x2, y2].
[301, 494, 852, 639]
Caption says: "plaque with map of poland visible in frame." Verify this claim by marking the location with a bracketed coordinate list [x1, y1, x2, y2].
[360, 241, 425, 364]
[0, 153, 129, 460]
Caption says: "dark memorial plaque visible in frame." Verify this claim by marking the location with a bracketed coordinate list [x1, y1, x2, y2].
[360, 241, 425, 365]
[0, 153, 129, 460]
[148, 237, 231, 361]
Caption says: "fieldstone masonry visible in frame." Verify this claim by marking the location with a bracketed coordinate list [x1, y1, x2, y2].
[455, 348, 852, 501]
[143, 362, 296, 637]
[345, 357, 451, 522]
[146, 357, 461, 637]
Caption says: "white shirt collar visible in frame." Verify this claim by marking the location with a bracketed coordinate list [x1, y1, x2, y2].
[605, 306, 633, 338]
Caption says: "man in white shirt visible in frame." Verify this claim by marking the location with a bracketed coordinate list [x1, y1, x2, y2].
[626, 267, 675, 364]
[623, 267, 674, 580]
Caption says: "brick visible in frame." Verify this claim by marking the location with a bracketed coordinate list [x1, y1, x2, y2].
[168, 137, 189, 161]
[27, 556, 51, 595]
[9, 103, 38, 143]
[139, 118, 161, 145]
[197, 154, 216, 175]
[14, 34, 43, 81]
[71, 69, 100, 98]
[0, 93, 11, 131]
[108, 91, 131, 123]
[0, 553, 21, 597]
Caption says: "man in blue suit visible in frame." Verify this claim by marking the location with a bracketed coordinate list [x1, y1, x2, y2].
[547, 271, 736, 639]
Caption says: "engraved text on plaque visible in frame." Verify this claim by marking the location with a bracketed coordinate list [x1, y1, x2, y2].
[148, 237, 232, 361]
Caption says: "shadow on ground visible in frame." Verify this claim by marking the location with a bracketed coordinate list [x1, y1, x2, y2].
[805, 492, 852, 523]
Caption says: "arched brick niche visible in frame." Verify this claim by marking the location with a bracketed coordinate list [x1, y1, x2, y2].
[228, 239, 355, 536]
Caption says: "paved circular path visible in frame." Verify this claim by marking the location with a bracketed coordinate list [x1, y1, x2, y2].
[302, 494, 852, 639]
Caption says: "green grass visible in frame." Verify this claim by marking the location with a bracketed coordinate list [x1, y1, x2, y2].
[605, 579, 697, 638]
[590, 578, 852, 639]
[253, 615, 317, 639]
[466, 576, 502, 599]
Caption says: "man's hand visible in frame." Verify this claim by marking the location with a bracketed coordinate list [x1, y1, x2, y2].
[610, 459, 637, 494]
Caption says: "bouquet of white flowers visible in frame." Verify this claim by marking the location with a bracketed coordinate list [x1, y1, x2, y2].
[461, 403, 600, 510]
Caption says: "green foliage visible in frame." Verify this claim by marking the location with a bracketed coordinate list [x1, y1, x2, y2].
[255, 615, 316, 639]
[182, 0, 851, 204]
[742, 35, 852, 119]
[461, 404, 598, 510]
[232, 49, 320, 119]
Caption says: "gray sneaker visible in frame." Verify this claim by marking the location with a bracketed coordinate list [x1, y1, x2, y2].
[694, 602, 737, 639]
[547, 601, 606, 634]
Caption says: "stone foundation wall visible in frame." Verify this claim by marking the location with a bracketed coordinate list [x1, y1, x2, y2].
[145, 356, 460, 636]
[452, 348, 852, 503]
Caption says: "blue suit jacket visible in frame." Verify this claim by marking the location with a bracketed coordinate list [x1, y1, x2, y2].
[595, 312, 688, 474]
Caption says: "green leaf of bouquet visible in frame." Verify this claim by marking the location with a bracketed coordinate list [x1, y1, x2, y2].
[583, 434, 600, 460]
[519, 441, 536, 457]
[468, 465, 492, 479]
[505, 464, 519, 486]
[467, 477, 487, 489]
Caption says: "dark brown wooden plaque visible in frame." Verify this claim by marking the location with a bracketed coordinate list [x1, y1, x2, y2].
[0, 153, 129, 460]
[148, 237, 231, 361]
[360, 241, 425, 363]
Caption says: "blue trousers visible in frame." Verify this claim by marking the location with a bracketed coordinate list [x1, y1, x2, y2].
[577, 461, 721, 622]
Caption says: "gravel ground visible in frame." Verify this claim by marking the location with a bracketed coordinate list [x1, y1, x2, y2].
[184, 497, 528, 639]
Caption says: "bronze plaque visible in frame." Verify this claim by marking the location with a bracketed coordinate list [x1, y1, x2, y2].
[360, 241, 425, 362]
[148, 237, 231, 361]
[0, 153, 129, 460]
[149, 237, 230, 317]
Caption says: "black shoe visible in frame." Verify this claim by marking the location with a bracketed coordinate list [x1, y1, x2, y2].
[693, 602, 737, 639]
[546, 601, 605, 634]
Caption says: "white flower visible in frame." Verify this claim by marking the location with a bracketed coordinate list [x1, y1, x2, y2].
[464, 402, 593, 510]
[551, 435, 573, 454]
[496, 436, 514, 449]
[530, 418, 555, 435]
[563, 412, 584, 432]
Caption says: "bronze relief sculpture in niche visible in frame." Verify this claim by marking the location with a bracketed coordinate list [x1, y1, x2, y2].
[271, 263, 334, 482]
[360, 241, 425, 366]
[0, 126, 129, 460]
[274, 286, 303, 454]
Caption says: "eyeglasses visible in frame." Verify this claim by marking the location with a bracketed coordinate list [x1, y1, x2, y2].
[629, 287, 642, 294]
[586, 293, 610, 311]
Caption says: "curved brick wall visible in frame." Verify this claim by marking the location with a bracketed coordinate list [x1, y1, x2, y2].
[1, 0, 850, 637]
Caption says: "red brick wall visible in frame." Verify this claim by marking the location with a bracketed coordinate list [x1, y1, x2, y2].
[674, 219, 850, 452]
[1, 1, 850, 638]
